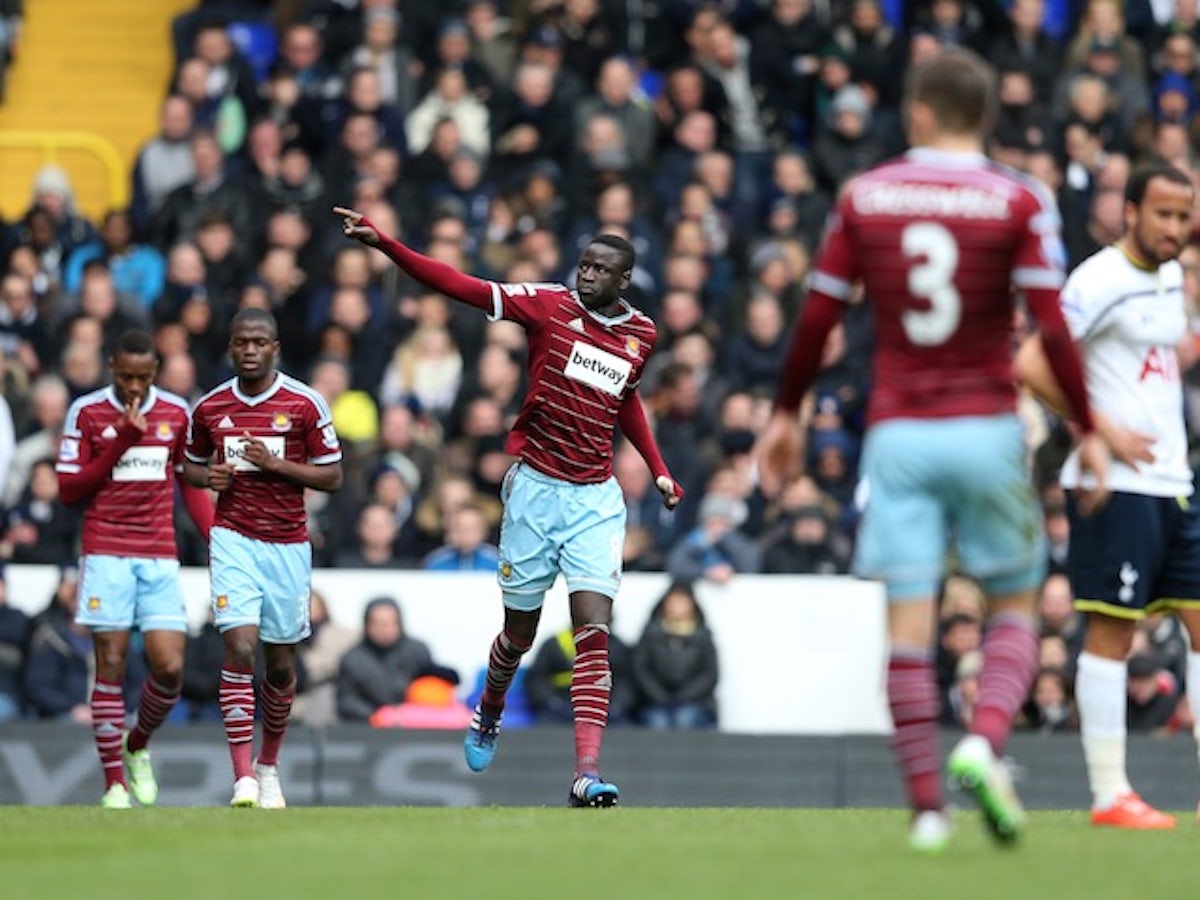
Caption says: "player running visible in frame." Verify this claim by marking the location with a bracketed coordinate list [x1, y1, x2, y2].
[336, 205, 682, 807]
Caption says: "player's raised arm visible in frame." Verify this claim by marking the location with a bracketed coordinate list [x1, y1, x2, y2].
[334, 205, 494, 312]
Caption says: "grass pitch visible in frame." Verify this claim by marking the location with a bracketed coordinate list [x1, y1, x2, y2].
[3, 807, 1194, 900]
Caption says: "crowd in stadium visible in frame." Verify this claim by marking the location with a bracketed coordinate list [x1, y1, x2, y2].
[0, 0, 1198, 732]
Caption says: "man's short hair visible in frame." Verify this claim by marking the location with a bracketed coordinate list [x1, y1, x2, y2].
[590, 233, 636, 273]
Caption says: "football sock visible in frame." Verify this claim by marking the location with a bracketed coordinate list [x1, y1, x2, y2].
[1187, 652, 1200, 777]
[480, 629, 532, 719]
[91, 678, 127, 789]
[126, 677, 180, 753]
[972, 612, 1038, 756]
[571, 624, 610, 775]
[257, 675, 296, 767]
[219, 665, 256, 780]
[887, 648, 942, 813]
[1076, 651, 1131, 809]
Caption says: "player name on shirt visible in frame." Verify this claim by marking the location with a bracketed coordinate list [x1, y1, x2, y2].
[812, 149, 1065, 424]
[853, 183, 1012, 218]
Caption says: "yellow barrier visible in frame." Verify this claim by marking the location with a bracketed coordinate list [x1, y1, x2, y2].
[0, 131, 127, 222]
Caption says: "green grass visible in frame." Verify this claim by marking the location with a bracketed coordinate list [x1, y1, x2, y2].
[4, 807, 1196, 900]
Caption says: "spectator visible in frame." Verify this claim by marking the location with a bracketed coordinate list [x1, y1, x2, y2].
[63, 209, 167, 310]
[761, 503, 844, 574]
[0, 271, 50, 375]
[936, 612, 983, 724]
[132, 95, 196, 238]
[4, 373, 68, 508]
[344, 6, 419, 114]
[2, 457, 79, 564]
[421, 502, 499, 571]
[666, 492, 761, 583]
[633, 580, 719, 729]
[0, 564, 29, 721]
[1021, 666, 1077, 732]
[336, 597, 434, 722]
[293, 588, 358, 726]
[1126, 653, 1182, 734]
[152, 130, 253, 251]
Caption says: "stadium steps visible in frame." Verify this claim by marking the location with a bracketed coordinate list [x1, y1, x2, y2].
[0, 0, 193, 221]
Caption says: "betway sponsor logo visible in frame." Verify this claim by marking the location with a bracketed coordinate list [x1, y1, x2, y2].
[563, 341, 632, 396]
[223, 435, 285, 472]
[854, 183, 1011, 219]
[112, 446, 169, 482]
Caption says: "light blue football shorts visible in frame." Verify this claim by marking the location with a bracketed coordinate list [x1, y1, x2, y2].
[75, 555, 186, 632]
[853, 414, 1045, 602]
[210, 526, 312, 643]
[497, 462, 626, 611]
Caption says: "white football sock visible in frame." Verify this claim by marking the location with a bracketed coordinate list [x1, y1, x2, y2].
[1075, 651, 1132, 810]
[1187, 652, 1200, 777]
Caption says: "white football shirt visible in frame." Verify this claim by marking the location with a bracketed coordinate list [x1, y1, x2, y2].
[1058, 245, 1192, 497]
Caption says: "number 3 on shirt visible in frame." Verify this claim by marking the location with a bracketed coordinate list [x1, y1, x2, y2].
[901, 222, 961, 346]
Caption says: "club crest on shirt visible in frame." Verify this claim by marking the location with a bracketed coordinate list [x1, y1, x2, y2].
[87, 596, 101, 611]
[101, 425, 118, 439]
[155, 421, 174, 441]
[271, 412, 292, 433]
[216, 594, 229, 609]
[625, 337, 641, 358]
[498, 560, 513, 580]
[58, 437, 79, 462]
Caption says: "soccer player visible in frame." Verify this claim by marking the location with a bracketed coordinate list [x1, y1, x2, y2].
[756, 47, 1110, 851]
[335, 205, 682, 807]
[55, 329, 215, 809]
[1016, 163, 1195, 830]
[183, 308, 343, 808]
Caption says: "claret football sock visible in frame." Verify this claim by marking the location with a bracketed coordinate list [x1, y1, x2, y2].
[887, 649, 942, 813]
[126, 677, 180, 753]
[571, 624, 610, 776]
[219, 666, 256, 780]
[971, 613, 1038, 756]
[258, 676, 296, 767]
[480, 629, 532, 719]
[91, 678, 127, 790]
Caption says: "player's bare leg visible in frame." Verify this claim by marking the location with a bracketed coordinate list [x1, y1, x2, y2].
[885, 599, 948, 850]
[1078, 613, 1174, 828]
[255, 643, 298, 809]
[221, 625, 259, 807]
[122, 629, 184, 806]
[566, 590, 618, 808]
[92, 631, 132, 808]
[465, 607, 539, 772]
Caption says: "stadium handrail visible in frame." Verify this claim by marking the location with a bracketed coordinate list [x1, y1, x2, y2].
[0, 129, 127, 211]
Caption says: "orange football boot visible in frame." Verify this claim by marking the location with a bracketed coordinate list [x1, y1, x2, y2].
[1091, 792, 1177, 829]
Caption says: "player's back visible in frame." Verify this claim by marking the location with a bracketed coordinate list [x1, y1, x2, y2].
[827, 149, 1061, 424]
